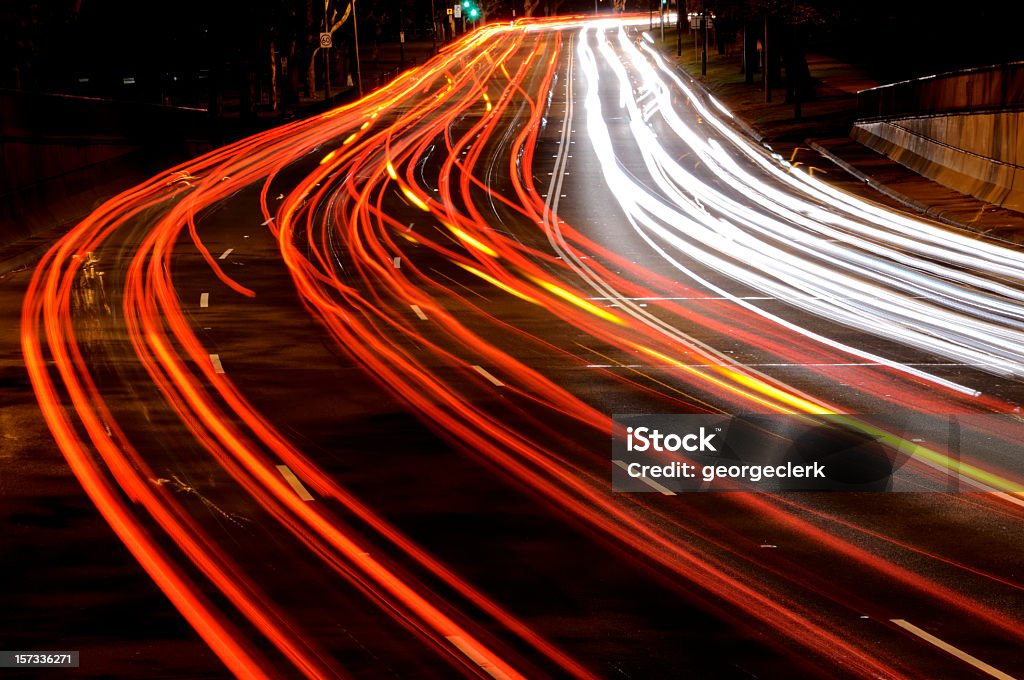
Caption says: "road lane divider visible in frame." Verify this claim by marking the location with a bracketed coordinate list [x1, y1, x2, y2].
[276, 465, 315, 502]
[209, 354, 225, 374]
[612, 460, 675, 495]
[890, 619, 1016, 680]
[472, 365, 504, 387]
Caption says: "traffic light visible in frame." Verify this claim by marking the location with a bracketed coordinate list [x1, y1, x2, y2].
[458, 0, 480, 23]
[460, 0, 480, 21]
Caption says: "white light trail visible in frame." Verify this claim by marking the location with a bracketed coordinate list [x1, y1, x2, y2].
[574, 23, 1024, 393]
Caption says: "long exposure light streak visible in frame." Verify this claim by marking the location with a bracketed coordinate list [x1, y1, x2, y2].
[586, 25, 1024, 386]
[20, 15, 1024, 680]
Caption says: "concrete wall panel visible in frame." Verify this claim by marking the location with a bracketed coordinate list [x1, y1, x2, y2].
[853, 112, 1024, 212]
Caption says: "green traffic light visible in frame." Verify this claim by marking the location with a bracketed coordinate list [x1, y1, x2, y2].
[462, 0, 469, 6]
[470, 8, 478, 16]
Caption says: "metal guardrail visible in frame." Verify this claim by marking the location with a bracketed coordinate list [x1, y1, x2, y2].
[857, 61, 1024, 120]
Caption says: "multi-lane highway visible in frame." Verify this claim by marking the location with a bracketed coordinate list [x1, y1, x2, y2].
[16, 15, 1024, 679]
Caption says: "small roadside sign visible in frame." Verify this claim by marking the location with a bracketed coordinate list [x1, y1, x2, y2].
[319, 32, 332, 48]
[453, 4, 462, 18]
[447, 7, 453, 14]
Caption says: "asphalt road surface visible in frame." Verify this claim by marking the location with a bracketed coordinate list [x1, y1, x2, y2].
[8, 15, 1024, 680]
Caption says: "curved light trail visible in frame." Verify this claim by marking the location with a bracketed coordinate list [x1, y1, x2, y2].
[20, 14, 1024, 680]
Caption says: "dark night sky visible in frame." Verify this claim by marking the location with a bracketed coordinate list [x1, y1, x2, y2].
[3, 0, 1024, 95]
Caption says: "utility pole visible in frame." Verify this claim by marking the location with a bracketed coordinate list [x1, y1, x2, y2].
[323, 0, 331, 101]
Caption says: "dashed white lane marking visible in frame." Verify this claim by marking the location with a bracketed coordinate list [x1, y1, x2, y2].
[612, 460, 676, 495]
[393, 256, 401, 268]
[445, 635, 510, 680]
[890, 619, 1016, 680]
[199, 293, 209, 308]
[261, 217, 274, 226]
[410, 304, 428, 320]
[218, 248, 234, 260]
[209, 354, 225, 374]
[276, 465, 314, 501]
[472, 365, 504, 387]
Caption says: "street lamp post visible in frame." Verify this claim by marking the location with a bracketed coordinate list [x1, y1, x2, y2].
[398, 6, 405, 70]
[676, 0, 682, 56]
[763, 14, 770, 102]
[431, 0, 437, 54]
[701, 0, 708, 76]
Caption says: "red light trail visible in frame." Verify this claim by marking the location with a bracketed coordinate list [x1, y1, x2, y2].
[21, 16, 1024, 679]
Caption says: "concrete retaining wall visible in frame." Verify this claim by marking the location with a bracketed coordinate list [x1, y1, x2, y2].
[852, 112, 1024, 212]
[858, 61, 1024, 119]
[854, 62, 1024, 213]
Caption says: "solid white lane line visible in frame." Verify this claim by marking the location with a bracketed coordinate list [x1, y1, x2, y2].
[276, 465, 314, 501]
[445, 636, 510, 680]
[890, 619, 1016, 680]
[410, 304, 428, 320]
[393, 256, 401, 268]
[199, 293, 209, 308]
[209, 354, 225, 374]
[218, 248, 234, 260]
[472, 365, 504, 387]
[613, 460, 676, 495]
